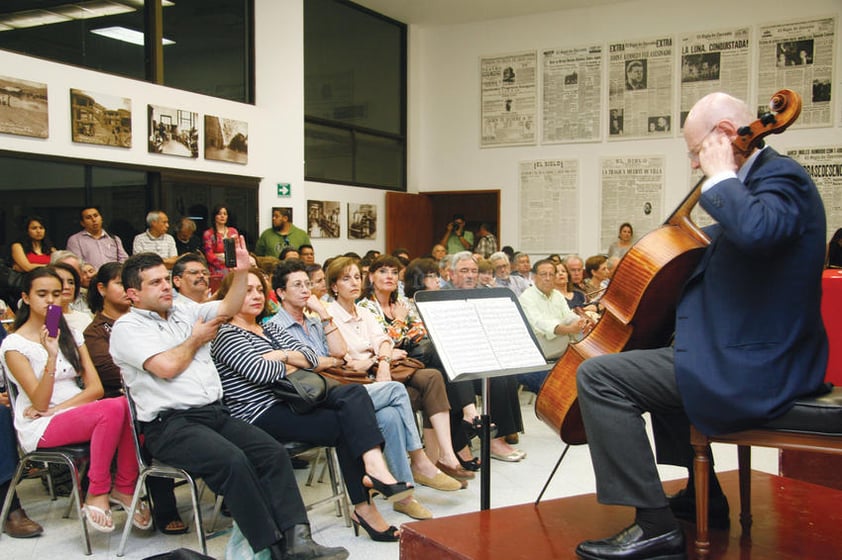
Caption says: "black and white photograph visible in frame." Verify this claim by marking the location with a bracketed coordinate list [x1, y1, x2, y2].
[777, 39, 814, 67]
[347, 203, 377, 240]
[624, 59, 647, 90]
[307, 199, 340, 239]
[70, 89, 131, 148]
[204, 114, 248, 164]
[0, 75, 48, 138]
[681, 53, 721, 83]
[148, 104, 199, 158]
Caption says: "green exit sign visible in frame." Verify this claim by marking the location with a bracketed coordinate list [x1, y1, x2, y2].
[277, 183, 291, 197]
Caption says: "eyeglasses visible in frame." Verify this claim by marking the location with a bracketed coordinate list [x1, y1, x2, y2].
[687, 124, 720, 163]
[287, 281, 313, 290]
[183, 269, 210, 277]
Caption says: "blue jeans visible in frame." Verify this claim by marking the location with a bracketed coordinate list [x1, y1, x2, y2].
[364, 382, 421, 483]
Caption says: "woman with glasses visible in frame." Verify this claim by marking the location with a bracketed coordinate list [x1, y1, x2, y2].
[211, 268, 412, 542]
[326, 257, 475, 483]
[269, 259, 463, 521]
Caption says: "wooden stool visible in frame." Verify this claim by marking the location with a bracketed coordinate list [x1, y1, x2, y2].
[690, 386, 842, 558]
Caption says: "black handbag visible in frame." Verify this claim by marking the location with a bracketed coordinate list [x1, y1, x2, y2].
[270, 370, 334, 414]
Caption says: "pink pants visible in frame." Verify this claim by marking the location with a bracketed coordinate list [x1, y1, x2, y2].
[38, 397, 138, 496]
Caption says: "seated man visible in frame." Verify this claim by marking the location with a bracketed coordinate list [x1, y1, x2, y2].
[171, 253, 212, 304]
[489, 251, 529, 296]
[110, 244, 348, 560]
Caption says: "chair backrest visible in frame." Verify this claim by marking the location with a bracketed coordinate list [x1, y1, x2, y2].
[121, 382, 153, 470]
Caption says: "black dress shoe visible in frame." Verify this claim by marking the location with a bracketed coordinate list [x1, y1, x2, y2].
[576, 523, 686, 560]
[282, 524, 349, 560]
[668, 488, 730, 529]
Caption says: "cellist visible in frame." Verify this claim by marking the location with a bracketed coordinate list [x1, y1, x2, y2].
[574, 92, 828, 560]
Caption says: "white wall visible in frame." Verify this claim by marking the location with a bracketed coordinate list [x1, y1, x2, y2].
[408, 0, 842, 258]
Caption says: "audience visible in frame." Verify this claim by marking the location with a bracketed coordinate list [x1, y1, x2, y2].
[1, 267, 148, 535]
[211, 268, 411, 542]
[66, 206, 128, 270]
[202, 204, 238, 277]
[174, 217, 201, 255]
[132, 211, 178, 268]
[110, 248, 348, 560]
[10, 217, 55, 273]
[171, 253, 212, 304]
[489, 251, 529, 296]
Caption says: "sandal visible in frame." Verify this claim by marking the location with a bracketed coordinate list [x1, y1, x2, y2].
[110, 496, 153, 530]
[82, 504, 115, 533]
[160, 518, 189, 535]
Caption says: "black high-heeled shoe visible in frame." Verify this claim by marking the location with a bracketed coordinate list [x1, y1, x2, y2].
[351, 511, 400, 542]
[363, 474, 414, 503]
[462, 417, 497, 440]
[458, 456, 481, 471]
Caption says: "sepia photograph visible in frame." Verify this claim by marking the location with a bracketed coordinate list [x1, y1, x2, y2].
[148, 104, 199, 158]
[204, 115, 248, 164]
[70, 89, 131, 148]
[0, 75, 48, 138]
[348, 203, 377, 240]
[307, 200, 340, 239]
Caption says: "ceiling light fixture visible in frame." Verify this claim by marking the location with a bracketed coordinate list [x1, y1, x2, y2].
[91, 25, 175, 46]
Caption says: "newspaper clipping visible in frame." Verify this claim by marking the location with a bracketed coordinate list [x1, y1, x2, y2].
[608, 36, 674, 140]
[600, 156, 665, 251]
[788, 146, 842, 241]
[758, 16, 836, 129]
[481, 51, 537, 147]
[679, 27, 751, 130]
[519, 159, 578, 253]
[542, 44, 603, 144]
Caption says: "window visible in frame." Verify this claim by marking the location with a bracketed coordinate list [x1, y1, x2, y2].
[304, 0, 406, 190]
[0, 0, 254, 104]
[0, 153, 259, 264]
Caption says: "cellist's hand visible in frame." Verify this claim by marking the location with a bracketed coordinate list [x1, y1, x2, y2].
[698, 130, 738, 177]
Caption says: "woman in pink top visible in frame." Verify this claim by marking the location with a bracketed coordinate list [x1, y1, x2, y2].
[202, 204, 239, 276]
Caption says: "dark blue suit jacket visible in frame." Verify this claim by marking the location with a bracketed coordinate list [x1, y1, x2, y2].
[674, 147, 828, 435]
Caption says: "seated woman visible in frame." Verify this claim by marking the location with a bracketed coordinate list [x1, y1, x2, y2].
[10, 217, 55, 273]
[268, 260, 462, 520]
[582, 254, 610, 295]
[362, 256, 484, 472]
[82, 263, 187, 535]
[52, 263, 92, 334]
[210, 269, 411, 542]
[325, 257, 474, 481]
[0, 267, 150, 534]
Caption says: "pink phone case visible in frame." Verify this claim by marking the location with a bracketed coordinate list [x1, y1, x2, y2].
[45, 304, 62, 337]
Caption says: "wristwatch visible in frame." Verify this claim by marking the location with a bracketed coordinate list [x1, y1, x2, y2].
[378, 355, 392, 364]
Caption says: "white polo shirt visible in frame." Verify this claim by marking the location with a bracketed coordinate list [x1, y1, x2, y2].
[110, 299, 222, 422]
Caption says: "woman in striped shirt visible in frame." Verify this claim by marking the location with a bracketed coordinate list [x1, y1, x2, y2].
[210, 269, 410, 542]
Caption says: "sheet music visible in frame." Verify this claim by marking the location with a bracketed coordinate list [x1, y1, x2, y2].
[417, 296, 546, 381]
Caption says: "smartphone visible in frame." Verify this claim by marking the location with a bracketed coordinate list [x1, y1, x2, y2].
[223, 237, 237, 268]
[45, 304, 62, 338]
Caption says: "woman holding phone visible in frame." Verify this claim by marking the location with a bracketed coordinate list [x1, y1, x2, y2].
[0, 267, 149, 536]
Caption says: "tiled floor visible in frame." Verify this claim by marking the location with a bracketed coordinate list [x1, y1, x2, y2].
[2, 391, 777, 559]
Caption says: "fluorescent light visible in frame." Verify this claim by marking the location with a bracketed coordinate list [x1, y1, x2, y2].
[1, 10, 72, 28]
[91, 25, 175, 46]
[52, 1, 136, 19]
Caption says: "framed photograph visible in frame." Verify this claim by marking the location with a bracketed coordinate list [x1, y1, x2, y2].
[204, 115, 248, 164]
[307, 200, 340, 239]
[148, 104, 199, 158]
[0, 76, 48, 138]
[348, 203, 377, 240]
[70, 89, 131, 148]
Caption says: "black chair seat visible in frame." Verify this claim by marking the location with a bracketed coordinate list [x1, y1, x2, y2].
[762, 385, 842, 435]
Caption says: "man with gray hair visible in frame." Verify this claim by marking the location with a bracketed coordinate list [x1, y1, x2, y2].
[133, 210, 178, 267]
[489, 251, 529, 296]
[562, 254, 587, 293]
[446, 251, 478, 289]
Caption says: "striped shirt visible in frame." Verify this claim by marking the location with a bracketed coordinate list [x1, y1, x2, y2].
[211, 321, 319, 423]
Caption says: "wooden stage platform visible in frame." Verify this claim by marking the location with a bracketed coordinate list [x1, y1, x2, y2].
[400, 470, 842, 559]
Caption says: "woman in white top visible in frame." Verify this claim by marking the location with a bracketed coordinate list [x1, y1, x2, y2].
[0, 267, 148, 534]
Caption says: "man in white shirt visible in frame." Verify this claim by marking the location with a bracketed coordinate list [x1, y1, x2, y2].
[110, 244, 348, 560]
[132, 211, 178, 268]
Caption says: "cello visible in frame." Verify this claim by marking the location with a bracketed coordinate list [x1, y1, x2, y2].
[535, 89, 803, 445]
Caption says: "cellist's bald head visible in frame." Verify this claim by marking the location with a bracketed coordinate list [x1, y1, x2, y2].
[684, 92, 753, 141]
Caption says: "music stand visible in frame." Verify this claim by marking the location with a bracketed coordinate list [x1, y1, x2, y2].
[414, 288, 549, 510]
